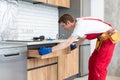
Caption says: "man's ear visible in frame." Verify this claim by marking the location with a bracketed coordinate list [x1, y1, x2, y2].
[66, 21, 70, 25]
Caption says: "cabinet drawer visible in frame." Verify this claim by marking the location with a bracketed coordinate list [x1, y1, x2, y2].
[27, 57, 57, 69]
[28, 47, 70, 59]
[28, 64, 57, 80]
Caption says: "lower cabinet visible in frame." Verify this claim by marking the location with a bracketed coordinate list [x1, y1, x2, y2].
[58, 48, 79, 80]
[27, 47, 79, 80]
[28, 64, 57, 80]
[27, 57, 57, 80]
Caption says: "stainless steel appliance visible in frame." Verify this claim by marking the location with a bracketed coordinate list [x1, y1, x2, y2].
[79, 40, 90, 76]
[0, 42, 27, 80]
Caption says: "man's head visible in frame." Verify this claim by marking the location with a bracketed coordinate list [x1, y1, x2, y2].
[58, 14, 76, 31]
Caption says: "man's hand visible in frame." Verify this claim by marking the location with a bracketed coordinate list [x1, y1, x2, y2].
[70, 44, 77, 50]
[39, 46, 52, 55]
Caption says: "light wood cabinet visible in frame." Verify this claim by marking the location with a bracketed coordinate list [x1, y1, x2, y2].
[28, 47, 70, 59]
[58, 48, 79, 80]
[47, 0, 70, 8]
[27, 58, 57, 69]
[27, 58, 57, 80]
[28, 64, 57, 80]
[35, 0, 47, 3]
[47, 0, 58, 6]
[27, 47, 78, 80]
[58, 0, 70, 8]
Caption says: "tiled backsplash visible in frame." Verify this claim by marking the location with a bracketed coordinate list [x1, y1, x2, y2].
[0, 1, 59, 40]
[16, 1, 58, 40]
[0, 0, 18, 40]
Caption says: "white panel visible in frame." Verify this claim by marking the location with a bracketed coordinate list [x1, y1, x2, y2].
[15, 1, 58, 40]
[90, 0, 104, 53]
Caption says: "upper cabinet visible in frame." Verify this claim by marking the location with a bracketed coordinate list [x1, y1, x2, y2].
[47, 0, 58, 6]
[23, 0, 70, 8]
[47, 0, 70, 8]
[58, 0, 70, 8]
[36, 0, 47, 3]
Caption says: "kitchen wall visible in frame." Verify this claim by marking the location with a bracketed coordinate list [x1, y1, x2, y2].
[0, 1, 59, 40]
[16, 1, 58, 40]
[0, 0, 18, 40]
[105, 0, 120, 76]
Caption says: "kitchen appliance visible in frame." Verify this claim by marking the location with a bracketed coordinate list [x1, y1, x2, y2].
[79, 40, 90, 76]
[0, 42, 27, 80]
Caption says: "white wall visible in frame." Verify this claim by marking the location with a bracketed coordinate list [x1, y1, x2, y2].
[104, 0, 120, 76]
[0, 0, 18, 40]
[90, 0, 104, 53]
[15, 1, 59, 40]
[0, 1, 59, 40]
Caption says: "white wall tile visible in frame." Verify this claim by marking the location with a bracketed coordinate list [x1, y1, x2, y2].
[15, 1, 58, 40]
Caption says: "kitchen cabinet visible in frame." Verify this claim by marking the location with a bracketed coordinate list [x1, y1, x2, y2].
[23, 0, 70, 8]
[27, 57, 57, 69]
[47, 0, 58, 6]
[58, 48, 79, 80]
[27, 58, 57, 80]
[28, 64, 57, 80]
[28, 47, 70, 59]
[47, 0, 70, 8]
[58, 0, 70, 8]
[27, 42, 78, 80]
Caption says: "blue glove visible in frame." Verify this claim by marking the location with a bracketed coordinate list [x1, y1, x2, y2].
[38, 46, 52, 55]
[70, 44, 77, 50]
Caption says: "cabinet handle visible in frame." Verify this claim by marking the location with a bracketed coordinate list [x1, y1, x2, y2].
[4, 53, 20, 57]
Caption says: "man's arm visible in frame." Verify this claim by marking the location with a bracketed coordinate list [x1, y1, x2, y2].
[39, 36, 86, 55]
[75, 38, 85, 47]
[52, 36, 78, 52]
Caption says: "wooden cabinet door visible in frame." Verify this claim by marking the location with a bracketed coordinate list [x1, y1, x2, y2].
[27, 57, 57, 80]
[58, 48, 79, 80]
[36, 0, 47, 3]
[47, 0, 70, 8]
[47, 0, 59, 6]
[28, 64, 57, 80]
[58, 0, 70, 8]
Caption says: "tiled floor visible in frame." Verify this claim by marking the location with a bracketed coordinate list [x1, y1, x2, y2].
[74, 76, 120, 80]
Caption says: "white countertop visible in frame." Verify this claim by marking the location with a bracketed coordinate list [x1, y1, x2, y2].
[27, 39, 66, 45]
[0, 41, 27, 49]
[3, 39, 90, 46]
[4, 39, 66, 46]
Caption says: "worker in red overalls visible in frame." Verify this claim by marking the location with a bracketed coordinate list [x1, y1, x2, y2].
[39, 14, 120, 80]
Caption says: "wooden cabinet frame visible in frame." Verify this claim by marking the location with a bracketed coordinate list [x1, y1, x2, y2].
[27, 47, 79, 80]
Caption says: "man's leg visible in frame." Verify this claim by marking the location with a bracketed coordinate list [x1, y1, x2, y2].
[88, 50, 98, 80]
[88, 39, 115, 80]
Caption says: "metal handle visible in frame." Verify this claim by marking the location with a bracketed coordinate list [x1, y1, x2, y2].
[4, 53, 20, 57]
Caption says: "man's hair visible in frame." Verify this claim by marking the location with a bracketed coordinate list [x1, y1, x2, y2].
[58, 14, 75, 24]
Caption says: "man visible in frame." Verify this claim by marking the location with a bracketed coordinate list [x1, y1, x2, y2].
[39, 14, 119, 80]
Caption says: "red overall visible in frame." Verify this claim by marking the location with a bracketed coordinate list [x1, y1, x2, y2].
[86, 33, 116, 80]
